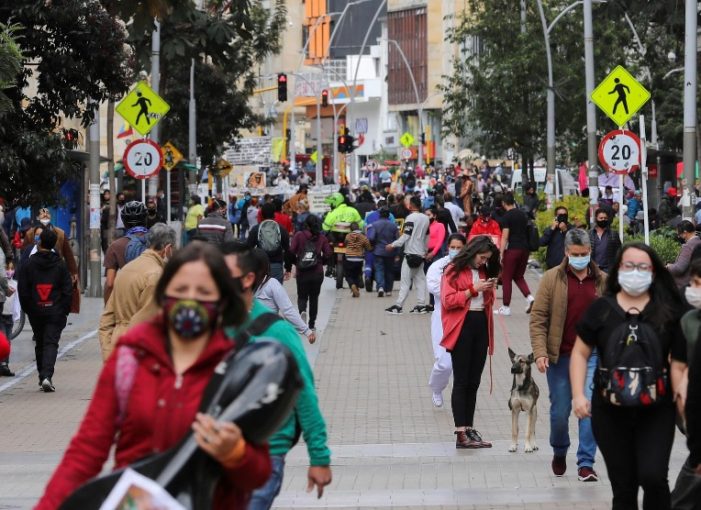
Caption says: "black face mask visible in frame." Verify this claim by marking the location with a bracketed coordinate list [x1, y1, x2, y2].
[118, 200, 125, 206]
[596, 219, 609, 228]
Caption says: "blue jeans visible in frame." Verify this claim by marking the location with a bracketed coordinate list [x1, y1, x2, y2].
[248, 455, 285, 510]
[546, 351, 598, 468]
[373, 255, 394, 292]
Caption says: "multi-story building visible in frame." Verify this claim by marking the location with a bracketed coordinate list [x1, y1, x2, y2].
[382, 0, 467, 166]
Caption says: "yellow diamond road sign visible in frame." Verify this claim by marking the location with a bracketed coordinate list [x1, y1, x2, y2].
[400, 132, 415, 148]
[161, 141, 183, 171]
[591, 65, 650, 127]
[216, 158, 233, 176]
[116, 81, 170, 136]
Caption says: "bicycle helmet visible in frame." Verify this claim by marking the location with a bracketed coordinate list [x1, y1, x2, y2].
[324, 192, 344, 209]
[120, 200, 147, 228]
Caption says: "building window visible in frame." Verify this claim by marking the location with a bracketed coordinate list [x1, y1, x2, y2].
[387, 7, 427, 106]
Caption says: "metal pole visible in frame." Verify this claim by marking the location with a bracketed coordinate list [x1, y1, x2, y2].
[316, 90, 322, 185]
[640, 115, 650, 245]
[619, 173, 624, 241]
[682, 0, 697, 217]
[189, 59, 197, 195]
[536, 0, 555, 183]
[520, 0, 526, 33]
[88, 105, 102, 297]
[290, 105, 296, 178]
[148, 19, 161, 198]
[583, 0, 599, 211]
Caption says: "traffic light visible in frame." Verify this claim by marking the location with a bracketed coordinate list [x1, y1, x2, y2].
[421, 132, 426, 145]
[285, 128, 291, 140]
[62, 128, 79, 149]
[321, 89, 329, 107]
[277, 73, 287, 102]
[345, 133, 355, 153]
[338, 133, 347, 153]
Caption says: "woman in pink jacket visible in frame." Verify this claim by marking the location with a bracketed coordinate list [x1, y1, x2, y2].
[440, 235, 500, 449]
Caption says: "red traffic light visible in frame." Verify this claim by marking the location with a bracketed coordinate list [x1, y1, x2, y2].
[278, 73, 287, 83]
[321, 89, 329, 107]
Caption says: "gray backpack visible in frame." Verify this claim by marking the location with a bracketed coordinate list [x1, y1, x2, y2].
[257, 220, 281, 254]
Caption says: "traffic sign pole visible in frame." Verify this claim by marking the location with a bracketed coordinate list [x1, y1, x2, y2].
[639, 115, 650, 246]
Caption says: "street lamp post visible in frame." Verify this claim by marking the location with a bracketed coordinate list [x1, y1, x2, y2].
[536, 0, 604, 191]
[380, 38, 423, 169]
[583, 0, 599, 207]
[682, 0, 697, 217]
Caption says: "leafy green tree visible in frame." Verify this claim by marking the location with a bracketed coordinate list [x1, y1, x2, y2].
[0, 0, 133, 204]
[442, 0, 688, 169]
[110, 0, 287, 174]
[0, 23, 21, 117]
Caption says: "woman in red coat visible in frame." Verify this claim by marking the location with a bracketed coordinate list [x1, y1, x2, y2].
[440, 235, 500, 449]
[36, 242, 271, 510]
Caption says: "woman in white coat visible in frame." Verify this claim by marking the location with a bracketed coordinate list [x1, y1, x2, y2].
[426, 233, 466, 407]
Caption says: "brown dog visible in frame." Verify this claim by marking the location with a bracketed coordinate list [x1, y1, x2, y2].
[508, 348, 539, 453]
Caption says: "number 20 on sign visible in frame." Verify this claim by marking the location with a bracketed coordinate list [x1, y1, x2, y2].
[598, 130, 641, 175]
[123, 139, 163, 179]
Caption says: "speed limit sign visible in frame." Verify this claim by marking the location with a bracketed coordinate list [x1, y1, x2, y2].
[598, 130, 641, 175]
[123, 139, 163, 179]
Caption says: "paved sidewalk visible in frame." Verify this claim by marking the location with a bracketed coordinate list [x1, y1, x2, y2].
[275, 272, 689, 509]
[0, 273, 690, 509]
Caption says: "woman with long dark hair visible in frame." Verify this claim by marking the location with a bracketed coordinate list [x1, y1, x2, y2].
[289, 214, 331, 331]
[440, 235, 501, 448]
[571, 242, 687, 510]
[36, 242, 271, 510]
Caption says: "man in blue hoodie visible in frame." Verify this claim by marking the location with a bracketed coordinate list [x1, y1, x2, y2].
[367, 207, 398, 298]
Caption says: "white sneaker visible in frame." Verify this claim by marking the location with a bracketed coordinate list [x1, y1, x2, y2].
[525, 295, 535, 314]
[494, 305, 512, 316]
[300, 311, 308, 324]
[432, 392, 443, 407]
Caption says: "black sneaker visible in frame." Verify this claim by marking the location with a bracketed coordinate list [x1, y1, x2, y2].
[409, 305, 428, 314]
[0, 363, 15, 377]
[424, 304, 435, 312]
[40, 378, 55, 393]
[466, 428, 492, 448]
[385, 305, 402, 315]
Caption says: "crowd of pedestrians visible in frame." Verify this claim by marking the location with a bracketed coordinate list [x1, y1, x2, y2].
[2, 157, 701, 509]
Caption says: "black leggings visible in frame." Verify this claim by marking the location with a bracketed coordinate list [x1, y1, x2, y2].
[296, 271, 324, 329]
[592, 400, 676, 510]
[449, 311, 488, 427]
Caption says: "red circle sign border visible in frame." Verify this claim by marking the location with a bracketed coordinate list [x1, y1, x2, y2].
[597, 129, 641, 175]
[123, 138, 163, 180]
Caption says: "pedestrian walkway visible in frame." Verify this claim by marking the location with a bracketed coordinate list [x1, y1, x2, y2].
[0, 274, 690, 509]
[275, 273, 689, 509]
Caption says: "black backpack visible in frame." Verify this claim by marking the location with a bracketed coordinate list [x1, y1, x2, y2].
[297, 237, 319, 271]
[526, 219, 540, 252]
[597, 298, 669, 407]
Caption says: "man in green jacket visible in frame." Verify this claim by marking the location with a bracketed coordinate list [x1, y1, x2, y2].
[222, 242, 332, 509]
[322, 192, 364, 232]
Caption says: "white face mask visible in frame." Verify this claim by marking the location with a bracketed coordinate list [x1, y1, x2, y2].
[685, 286, 701, 309]
[448, 248, 461, 260]
[617, 269, 653, 297]
[39, 218, 50, 226]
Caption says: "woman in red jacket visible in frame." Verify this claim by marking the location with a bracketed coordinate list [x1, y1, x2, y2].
[441, 235, 500, 449]
[36, 242, 271, 510]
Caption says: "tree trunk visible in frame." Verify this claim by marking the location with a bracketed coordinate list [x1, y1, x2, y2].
[107, 100, 116, 245]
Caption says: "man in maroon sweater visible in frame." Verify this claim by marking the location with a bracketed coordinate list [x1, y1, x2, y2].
[529, 229, 607, 481]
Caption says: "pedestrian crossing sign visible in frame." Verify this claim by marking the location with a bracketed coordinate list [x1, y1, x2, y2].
[161, 141, 183, 171]
[591, 65, 650, 128]
[116, 81, 170, 136]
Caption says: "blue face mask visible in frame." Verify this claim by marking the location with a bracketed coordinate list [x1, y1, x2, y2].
[569, 254, 590, 271]
[448, 248, 461, 260]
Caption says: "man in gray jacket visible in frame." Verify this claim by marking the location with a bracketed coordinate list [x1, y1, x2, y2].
[196, 199, 235, 245]
[385, 195, 430, 314]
